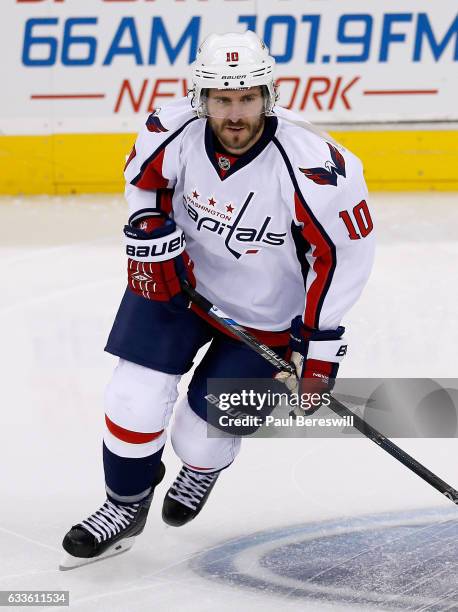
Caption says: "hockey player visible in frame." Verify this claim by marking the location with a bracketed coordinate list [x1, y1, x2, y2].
[60, 31, 375, 569]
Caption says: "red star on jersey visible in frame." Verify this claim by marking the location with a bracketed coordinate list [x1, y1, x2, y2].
[192, 190, 199, 199]
[208, 197, 216, 206]
[226, 204, 234, 213]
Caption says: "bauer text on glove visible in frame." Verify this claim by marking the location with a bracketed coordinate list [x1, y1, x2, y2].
[124, 208, 195, 303]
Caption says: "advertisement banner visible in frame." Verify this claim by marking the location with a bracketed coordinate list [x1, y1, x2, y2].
[1, 0, 457, 135]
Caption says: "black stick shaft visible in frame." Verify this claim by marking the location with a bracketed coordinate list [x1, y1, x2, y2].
[184, 283, 296, 375]
[183, 283, 458, 506]
[324, 398, 458, 504]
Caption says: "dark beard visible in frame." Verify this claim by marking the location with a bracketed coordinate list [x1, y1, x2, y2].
[214, 116, 265, 152]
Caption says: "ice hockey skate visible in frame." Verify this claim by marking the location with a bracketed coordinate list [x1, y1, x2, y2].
[162, 465, 220, 527]
[59, 462, 165, 570]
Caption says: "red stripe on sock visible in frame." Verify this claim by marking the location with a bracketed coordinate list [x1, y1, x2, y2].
[105, 415, 163, 444]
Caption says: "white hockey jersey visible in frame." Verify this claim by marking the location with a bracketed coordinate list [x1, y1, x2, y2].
[124, 97, 375, 334]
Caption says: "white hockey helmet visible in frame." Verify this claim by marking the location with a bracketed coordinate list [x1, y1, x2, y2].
[191, 31, 277, 118]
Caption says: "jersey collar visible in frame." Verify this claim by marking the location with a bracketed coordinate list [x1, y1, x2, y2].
[204, 116, 278, 181]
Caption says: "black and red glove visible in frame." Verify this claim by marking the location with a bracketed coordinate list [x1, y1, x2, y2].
[124, 208, 195, 307]
[275, 316, 347, 414]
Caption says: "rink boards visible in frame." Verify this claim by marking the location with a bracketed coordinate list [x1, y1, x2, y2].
[2, 1, 458, 195]
[1, 128, 458, 195]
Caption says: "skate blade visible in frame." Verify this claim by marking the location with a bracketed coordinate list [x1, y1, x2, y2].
[58, 536, 135, 571]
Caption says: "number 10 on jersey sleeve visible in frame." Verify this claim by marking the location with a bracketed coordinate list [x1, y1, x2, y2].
[339, 200, 373, 240]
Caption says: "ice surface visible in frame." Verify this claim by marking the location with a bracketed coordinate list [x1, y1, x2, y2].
[0, 193, 457, 611]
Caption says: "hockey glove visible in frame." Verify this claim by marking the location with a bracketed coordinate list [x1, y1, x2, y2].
[124, 208, 195, 308]
[275, 316, 347, 414]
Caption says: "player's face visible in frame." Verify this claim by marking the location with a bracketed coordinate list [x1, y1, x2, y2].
[206, 87, 265, 155]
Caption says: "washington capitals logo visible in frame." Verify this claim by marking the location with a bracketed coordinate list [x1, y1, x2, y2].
[183, 191, 286, 259]
[146, 110, 168, 134]
[299, 143, 346, 186]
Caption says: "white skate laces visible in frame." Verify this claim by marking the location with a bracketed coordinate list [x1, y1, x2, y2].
[80, 500, 140, 543]
[168, 467, 219, 511]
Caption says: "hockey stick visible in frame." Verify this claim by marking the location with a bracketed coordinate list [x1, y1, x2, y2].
[183, 282, 458, 506]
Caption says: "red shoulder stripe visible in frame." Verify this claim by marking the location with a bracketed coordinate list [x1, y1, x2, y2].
[134, 148, 168, 190]
[124, 145, 136, 171]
